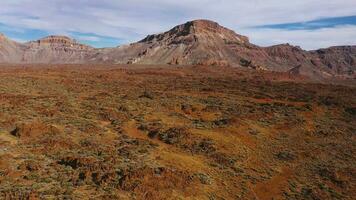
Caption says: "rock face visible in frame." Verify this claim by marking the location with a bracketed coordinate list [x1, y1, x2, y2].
[0, 19, 355, 79]
[22, 36, 95, 63]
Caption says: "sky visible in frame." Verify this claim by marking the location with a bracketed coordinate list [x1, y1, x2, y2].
[0, 0, 355, 50]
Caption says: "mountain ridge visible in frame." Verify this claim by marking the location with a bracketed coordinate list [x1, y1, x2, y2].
[0, 19, 355, 79]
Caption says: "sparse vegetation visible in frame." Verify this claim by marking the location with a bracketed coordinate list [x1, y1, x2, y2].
[0, 65, 355, 199]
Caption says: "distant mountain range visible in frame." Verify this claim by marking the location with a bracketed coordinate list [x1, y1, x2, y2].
[0, 19, 355, 79]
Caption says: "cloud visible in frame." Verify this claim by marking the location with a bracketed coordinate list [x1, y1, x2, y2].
[253, 16, 356, 30]
[69, 32, 124, 48]
[11, 38, 27, 43]
[241, 25, 356, 50]
[0, 0, 355, 48]
[75, 36, 101, 42]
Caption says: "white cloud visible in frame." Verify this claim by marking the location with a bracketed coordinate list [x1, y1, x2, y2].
[0, 0, 355, 49]
[75, 35, 101, 42]
[241, 25, 356, 50]
[11, 38, 27, 43]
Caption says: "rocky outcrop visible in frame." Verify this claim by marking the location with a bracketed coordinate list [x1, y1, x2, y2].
[22, 35, 95, 63]
[27, 35, 93, 50]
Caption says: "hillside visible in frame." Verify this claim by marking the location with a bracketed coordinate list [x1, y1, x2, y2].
[0, 33, 24, 63]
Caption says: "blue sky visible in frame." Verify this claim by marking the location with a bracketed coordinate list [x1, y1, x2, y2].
[0, 0, 355, 49]
[254, 16, 356, 30]
[0, 23, 124, 48]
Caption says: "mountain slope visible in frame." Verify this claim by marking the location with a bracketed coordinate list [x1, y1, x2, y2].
[0, 33, 24, 63]
[311, 46, 356, 75]
[265, 44, 356, 78]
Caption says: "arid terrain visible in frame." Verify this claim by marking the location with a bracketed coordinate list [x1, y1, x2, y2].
[0, 65, 355, 199]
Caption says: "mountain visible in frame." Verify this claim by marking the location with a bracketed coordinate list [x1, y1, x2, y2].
[0, 35, 96, 64]
[311, 46, 356, 75]
[265, 44, 356, 78]
[22, 36, 95, 63]
[0, 33, 24, 63]
[98, 20, 255, 66]
[96, 20, 274, 69]
[0, 19, 355, 79]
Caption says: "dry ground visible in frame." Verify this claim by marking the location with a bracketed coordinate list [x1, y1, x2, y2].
[0, 65, 355, 200]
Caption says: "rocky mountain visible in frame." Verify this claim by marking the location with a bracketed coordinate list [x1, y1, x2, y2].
[22, 36, 95, 63]
[104, 20, 255, 66]
[0, 35, 96, 64]
[0, 33, 24, 63]
[265, 44, 356, 78]
[96, 20, 274, 69]
[0, 19, 355, 79]
[311, 46, 356, 75]
[264, 44, 334, 79]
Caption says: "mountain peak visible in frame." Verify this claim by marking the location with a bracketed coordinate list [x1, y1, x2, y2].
[171, 19, 239, 36]
[28, 35, 93, 50]
[0, 33, 19, 45]
[185, 19, 221, 31]
[36, 35, 77, 45]
[140, 19, 249, 45]
[0, 32, 8, 40]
